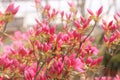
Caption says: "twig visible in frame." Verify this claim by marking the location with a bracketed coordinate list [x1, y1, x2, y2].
[0, 31, 10, 38]
[2, 22, 8, 33]
[77, 22, 97, 57]
[34, 59, 46, 80]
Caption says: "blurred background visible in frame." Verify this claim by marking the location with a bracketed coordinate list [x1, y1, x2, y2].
[0, 0, 120, 33]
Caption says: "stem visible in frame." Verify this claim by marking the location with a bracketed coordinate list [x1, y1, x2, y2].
[77, 22, 97, 57]
[66, 43, 75, 55]
[30, 39, 38, 61]
[34, 59, 46, 80]
[34, 58, 41, 80]
[3, 22, 8, 33]
[82, 22, 97, 43]
[0, 31, 10, 38]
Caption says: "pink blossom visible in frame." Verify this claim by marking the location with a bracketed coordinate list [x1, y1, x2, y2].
[0, 56, 12, 68]
[83, 18, 91, 29]
[5, 3, 19, 15]
[57, 39, 63, 48]
[86, 57, 93, 64]
[109, 33, 117, 42]
[85, 45, 99, 55]
[18, 46, 29, 56]
[24, 66, 36, 80]
[35, 28, 42, 36]
[50, 25, 56, 35]
[62, 34, 69, 42]
[65, 13, 71, 20]
[60, 11, 64, 18]
[114, 75, 120, 80]
[51, 8, 58, 18]
[80, 16, 86, 23]
[104, 33, 117, 43]
[43, 43, 52, 52]
[65, 53, 84, 72]
[35, 0, 40, 6]
[117, 12, 120, 17]
[74, 20, 81, 28]
[42, 24, 49, 33]
[67, 2, 75, 7]
[37, 70, 47, 80]
[87, 9, 94, 16]
[48, 59, 64, 77]
[72, 30, 81, 39]
[96, 6, 103, 16]
[104, 35, 108, 42]
[44, 4, 51, 11]
[34, 41, 42, 50]
[56, 32, 62, 41]
[108, 21, 113, 27]
[0, 21, 4, 30]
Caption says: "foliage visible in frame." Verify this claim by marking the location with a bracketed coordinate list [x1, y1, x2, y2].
[0, 0, 120, 80]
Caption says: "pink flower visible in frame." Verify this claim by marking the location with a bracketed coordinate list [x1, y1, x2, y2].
[92, 56, 103, 65]
[44, 4, 51, 11]
[74, 20, 81, 28]
[60, 11, 64, 18]
[10, 31, 28, 41]
[65, 13, 71, 20]
[35, 0, 40, 6]
[18, 46, 29, 56]
[51, 8, 58, 18]
[65, 53, 84, 72]
[109, 33, 117, 42]
[43, 43, 52, 52]
[83, 18, 91, 29]
[0, 56, 12, 68]
[87, 9, 94, 16]
[72, 30, 81, 39]
[67, 2, 74, 7]
[104, 33, 117, 43]
[117, 12, 120, 17]
[24, 66, 36, 80]
[80, 16, 86, 23]
[85, 45, 99, 55]
[96, 6, 103, 16]
[48, 59, 64, 77]
[108, 21, 113, 27]
[0, 21, 5, 30]
[62, 34, 69, 42]
[37, 70, 47, 80]
[5, 3, 19, 15]
[104, 35, 108, 42]
[114, 75, 120, 80]
[50, 25, 56, 35]
[86, 57, 93, 64]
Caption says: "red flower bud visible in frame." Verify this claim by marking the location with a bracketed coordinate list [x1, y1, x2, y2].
[87, 9, 94, 15]
[96, 6, 103, 17]
[5, 3, 19, 15]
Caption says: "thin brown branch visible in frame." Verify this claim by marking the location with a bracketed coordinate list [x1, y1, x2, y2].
[77, 22, 97, 57]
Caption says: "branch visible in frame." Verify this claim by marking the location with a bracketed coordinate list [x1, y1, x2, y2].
[2, 22, 8, 33]
[77, 22, 97, 57]
[34, 59, 46, 80]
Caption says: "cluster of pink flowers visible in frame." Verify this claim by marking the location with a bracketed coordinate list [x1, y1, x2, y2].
[0, 3, 19, 31]
[0, 0, 120, 80]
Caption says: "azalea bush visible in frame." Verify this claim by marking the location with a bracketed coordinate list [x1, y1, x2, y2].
[0, 0, 120, 80]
